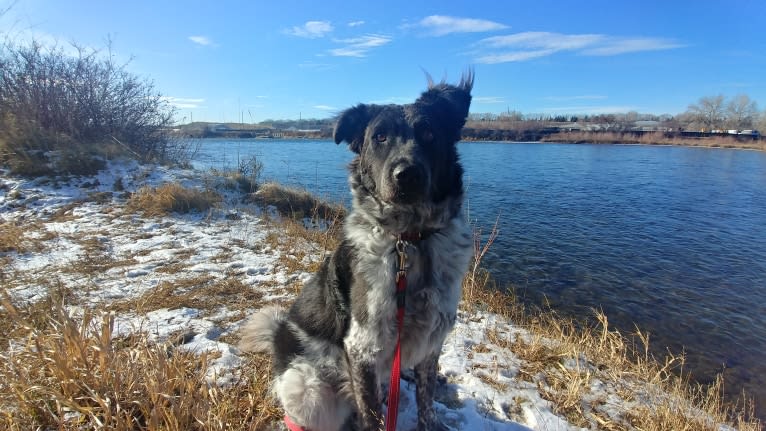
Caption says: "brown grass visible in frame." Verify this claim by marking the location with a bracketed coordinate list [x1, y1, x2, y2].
[0, 221, 51, 254]
[257, 183, 345, 276]
[0, 299, 280, 430]
[252, 182, 346, 221]
[127, 182, 222, 216]
[543, 131, 766, 151]
[63, 235, 138, 274]
[106, 275, 265, 318]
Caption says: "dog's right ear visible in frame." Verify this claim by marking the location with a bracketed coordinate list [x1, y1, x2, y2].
[334, 104, 379, 153]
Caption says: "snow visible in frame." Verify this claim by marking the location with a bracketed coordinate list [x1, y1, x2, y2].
[0, 160, 737, 431]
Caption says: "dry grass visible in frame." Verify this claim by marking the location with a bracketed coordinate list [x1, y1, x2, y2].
[0, 297, 280, 430]
[106, 275, 265, 318]
[543, 131, 766, 151]
[0, 222, 27, 253]
[0, 221, 51, 254]
[257, 183, 345, 276]
[0, 282, 75, 349]
[252, 182, 346, 221]
[127, 182, 222, 216]
[63, 235, 138, 274]
[480, 303, 762, 430]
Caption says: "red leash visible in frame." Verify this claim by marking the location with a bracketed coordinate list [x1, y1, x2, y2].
[386, 234, 415, 431]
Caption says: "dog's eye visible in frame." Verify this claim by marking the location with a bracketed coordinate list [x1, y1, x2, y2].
[374, 133, 387, 143]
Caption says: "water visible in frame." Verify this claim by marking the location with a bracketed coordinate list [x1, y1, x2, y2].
[192, 139, 766, 417]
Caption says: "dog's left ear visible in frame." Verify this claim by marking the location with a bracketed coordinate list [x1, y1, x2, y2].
[415, 71, 474, 141]
[334, 104, 381, 153]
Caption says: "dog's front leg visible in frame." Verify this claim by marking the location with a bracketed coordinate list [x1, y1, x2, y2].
[347, 353, 384, 431]
[414, 352, 450, 431]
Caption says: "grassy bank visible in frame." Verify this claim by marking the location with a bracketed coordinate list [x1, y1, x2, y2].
[0, 167, 761, 430]
[541, 131, 766, 151]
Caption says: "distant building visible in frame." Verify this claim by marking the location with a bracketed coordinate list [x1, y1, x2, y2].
[212, 124, 231, 132]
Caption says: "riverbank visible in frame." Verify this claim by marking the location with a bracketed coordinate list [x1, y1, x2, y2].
[540, 131, 766, 151]
[0, 161, 761, 430]
[185, 131, 766, 153]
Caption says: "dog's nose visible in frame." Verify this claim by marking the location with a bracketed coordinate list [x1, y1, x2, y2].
[393, 164, 424, 189]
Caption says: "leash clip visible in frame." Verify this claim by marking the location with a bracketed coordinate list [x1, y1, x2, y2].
[395, 237, 409, 281]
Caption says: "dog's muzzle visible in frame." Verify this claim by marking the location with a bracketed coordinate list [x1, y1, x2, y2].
[391, 163, 427, 203]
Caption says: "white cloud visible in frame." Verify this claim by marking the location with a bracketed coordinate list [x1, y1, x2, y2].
[474, 31, 684, 64]
[313, 105, 337, 111]
[480, 32, 603, 50]
[476, 49, 557, 64]
[416, 15, 507, 36]
[162, 97, 205, 109]
[285, 21, 334, 38]
[329, 34, 392, 57]
[473, 96, 507, 104]
[582, 38, 685, 56]
[189, 35, 215, 46]
[348, 20, 365, 27]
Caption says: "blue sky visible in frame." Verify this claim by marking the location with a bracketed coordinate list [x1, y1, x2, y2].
[2, 0, 764, 123]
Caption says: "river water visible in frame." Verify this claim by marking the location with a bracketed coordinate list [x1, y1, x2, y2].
[192, 139, 766, 417]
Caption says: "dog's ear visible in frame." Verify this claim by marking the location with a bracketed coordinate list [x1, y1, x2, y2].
[415, 70, 474, 141]
[334, 104, 380, 153]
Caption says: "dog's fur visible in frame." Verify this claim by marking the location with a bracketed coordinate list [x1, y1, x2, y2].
[239, 74, 474, 431]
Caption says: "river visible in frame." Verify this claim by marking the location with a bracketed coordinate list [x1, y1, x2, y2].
[192, 139, 766, 418]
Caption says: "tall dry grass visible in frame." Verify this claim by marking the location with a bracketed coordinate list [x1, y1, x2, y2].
[254, 182, 346, 277]
[251, 182, 347, 221]
[126, 182, 222, 216]
[0, 290, 281, 430]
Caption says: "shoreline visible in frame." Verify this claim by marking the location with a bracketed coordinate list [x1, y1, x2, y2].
[183, 134, 766, 152]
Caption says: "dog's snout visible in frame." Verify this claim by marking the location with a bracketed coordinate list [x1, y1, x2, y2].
[393, 164, 424, 189]
[390, 162, 427, 203]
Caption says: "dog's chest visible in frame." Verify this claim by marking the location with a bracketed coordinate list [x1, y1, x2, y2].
[349, 220, 472, 370]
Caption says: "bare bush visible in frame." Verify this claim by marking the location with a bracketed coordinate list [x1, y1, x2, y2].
[0, 40, 177, 174]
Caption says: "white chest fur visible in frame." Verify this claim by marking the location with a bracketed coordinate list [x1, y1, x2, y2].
[344, 216, 473, 378]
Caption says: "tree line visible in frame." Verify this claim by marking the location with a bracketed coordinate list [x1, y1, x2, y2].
[466, 94, 765, 135]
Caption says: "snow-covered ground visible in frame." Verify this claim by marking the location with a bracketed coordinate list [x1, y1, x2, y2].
[0, 161, 740, 431]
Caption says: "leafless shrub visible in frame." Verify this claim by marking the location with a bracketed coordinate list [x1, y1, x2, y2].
[0, 39, 180, 175]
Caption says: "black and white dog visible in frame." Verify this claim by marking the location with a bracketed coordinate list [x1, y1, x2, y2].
[239, 74, 474, 431]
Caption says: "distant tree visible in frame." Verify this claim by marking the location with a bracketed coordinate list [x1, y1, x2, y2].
[756, 110, 766, 133]
[726, 94, 758, 130]
[686, 95, 725, 131]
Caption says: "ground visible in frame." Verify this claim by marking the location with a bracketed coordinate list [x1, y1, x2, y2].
[0, 160, 755, 431]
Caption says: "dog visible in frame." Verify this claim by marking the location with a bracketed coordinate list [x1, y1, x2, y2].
[238, 73, 474, 431]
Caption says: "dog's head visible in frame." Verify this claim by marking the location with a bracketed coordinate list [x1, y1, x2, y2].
[334, 73, 473, 208]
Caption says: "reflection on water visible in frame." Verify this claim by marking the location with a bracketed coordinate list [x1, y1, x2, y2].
[193, 139, 766, 417]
